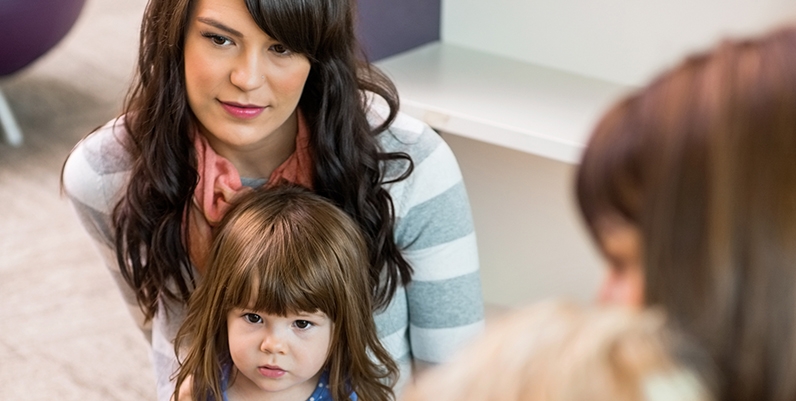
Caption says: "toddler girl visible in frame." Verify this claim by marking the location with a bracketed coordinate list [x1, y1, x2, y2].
[171, 185, 397, 401]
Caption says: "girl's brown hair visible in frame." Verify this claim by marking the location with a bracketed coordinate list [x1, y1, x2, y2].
[173, 185, 397, 401]
[576, 26, 796, 401]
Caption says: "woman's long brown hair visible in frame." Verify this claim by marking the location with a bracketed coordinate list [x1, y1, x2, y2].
[113, 0, 413, 322]
[577, 26, 796, 401]
[173, 185, 397, 401]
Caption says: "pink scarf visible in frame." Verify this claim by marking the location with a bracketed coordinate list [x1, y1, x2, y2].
[187, 112, 313, 273]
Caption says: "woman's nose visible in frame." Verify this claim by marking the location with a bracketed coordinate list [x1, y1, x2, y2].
[230, 52, 265, 91]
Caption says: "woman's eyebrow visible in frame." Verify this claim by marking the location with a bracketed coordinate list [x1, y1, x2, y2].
[197, 17, 243, 38]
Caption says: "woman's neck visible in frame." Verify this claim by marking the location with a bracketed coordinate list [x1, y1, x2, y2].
[204, 110, 299, 179]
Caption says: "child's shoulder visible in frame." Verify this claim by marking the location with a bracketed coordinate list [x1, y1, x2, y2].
[307, 371, 332, 400]
[305, 371, 357, 401]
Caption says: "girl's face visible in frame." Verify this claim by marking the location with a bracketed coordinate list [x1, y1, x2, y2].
[226, 307, 332, 399]
[184, 0, 311, 157]
[594, 216, 645, 307]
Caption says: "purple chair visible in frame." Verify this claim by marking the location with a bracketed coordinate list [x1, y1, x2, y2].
[0, 0, 87, 146]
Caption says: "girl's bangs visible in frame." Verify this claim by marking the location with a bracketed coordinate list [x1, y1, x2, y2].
[223, 230, 337, 318]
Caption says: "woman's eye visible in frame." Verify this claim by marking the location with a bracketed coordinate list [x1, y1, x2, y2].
[202, 32, 231, 46]
[294, 320, 313, 330]
[271, 44, 290, 55]
[244, 313, 262, 324]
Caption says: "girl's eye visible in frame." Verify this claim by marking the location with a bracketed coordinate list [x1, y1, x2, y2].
[270, 44, 291, 55]
[294, 320, 313, 330]
[244, 313, 263, 324]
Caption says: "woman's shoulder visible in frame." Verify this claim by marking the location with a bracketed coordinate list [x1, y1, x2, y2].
[367, 100, 448, 166]
[367, 100, 470, 222]
[72, 115, 133, 164]
[65, 115, 133, 173]
[62, 115, 134, 213]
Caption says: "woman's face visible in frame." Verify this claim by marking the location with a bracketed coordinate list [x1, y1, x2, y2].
[184, 0, 311, 156]
[594, 216, 645, 307]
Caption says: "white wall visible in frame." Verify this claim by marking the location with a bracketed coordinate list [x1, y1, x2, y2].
[437, 1, 796, 307]
[442, 0, 796, 86]
[441, 133, 603, 307]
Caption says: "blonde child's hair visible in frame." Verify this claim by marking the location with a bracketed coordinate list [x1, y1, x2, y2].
[173, 185, 397, 401]
[401, 301, 712, 401]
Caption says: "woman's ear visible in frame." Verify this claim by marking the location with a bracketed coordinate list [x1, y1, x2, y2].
[594, 217, 645, 307]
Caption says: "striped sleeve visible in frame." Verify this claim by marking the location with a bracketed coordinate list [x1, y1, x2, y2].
[61, 118, 152, 339]
[380, 112, 486, 364]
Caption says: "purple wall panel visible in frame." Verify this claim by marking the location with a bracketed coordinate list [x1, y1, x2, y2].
[356, 0, 441, 61]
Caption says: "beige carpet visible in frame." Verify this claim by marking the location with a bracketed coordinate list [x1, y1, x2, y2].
[0, 0, 157, 399]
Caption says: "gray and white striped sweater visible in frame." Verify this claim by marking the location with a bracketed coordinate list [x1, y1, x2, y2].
[63, 105, 485, 400]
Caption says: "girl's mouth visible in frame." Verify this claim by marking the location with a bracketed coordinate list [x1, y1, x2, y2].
[258, 365, 286, 378]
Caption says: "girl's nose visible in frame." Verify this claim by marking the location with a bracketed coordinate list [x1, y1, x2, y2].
[260, 331, 286, 354]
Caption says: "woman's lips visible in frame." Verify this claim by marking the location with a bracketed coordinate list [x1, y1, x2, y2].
[258, 365, 287, 378]
[220, 101, 265, 119]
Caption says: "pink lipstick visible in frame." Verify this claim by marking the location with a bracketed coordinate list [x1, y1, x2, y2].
[220, 101, 265, 119]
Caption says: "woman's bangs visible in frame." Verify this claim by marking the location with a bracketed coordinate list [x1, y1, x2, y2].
[578, 97, 644, 230]
[245, 0, 321, 56]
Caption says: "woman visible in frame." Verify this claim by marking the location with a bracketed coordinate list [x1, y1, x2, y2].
[62, 0, 484, 399]
[576, 25, 796, 401]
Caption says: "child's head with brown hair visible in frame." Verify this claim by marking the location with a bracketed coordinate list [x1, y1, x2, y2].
[172, 185, 397, 401]
[401, 301, 712, 401]
[576, 25, 796, 400]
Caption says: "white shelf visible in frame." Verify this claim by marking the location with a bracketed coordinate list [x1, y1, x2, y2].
[375, 42, 633, 164]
